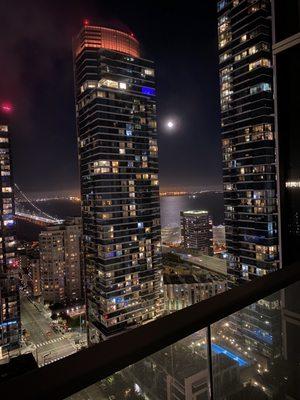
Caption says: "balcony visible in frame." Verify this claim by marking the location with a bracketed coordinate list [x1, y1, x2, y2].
[1, 265, 300, 399]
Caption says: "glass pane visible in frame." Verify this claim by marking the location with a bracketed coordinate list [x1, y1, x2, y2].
[66, 328, 209, 399]
[211, 280, 300, 399]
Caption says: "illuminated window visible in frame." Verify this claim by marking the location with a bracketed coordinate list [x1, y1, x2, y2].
[80, 81, 97, 93]
[99, 79, 118, 89]
[119, 82, 127, 90]
[220, 51, 231, 63]
[141, 87, 155, 96]
[250, 83, 271, 95]
[217, 0, 229, 11]
[219, 32, 232, 49]
[249, 58, 271, 71]
[3, 220, 14, 226]
[101, 213, 112, 220]
[94, 160, 110, 167]
[144, 68, 154, 76]
[99, 167, 110, 173]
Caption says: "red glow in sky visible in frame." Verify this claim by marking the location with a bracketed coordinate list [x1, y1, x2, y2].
[1, 103, 13, 113]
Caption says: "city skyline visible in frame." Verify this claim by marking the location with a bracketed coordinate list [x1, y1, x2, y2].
[0, 0, 222, 194]
[1, 2, 300, 399]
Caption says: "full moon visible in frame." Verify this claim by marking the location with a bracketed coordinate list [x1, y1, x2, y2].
[167, 121, 174, 129]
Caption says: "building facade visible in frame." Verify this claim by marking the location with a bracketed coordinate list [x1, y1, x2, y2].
[217, 0, 283, 368]
[0, 104, 20, 357]
[73, 23, 163, 341]
[212, 224, 226, 254]
[180, 210, 213, 255]
[39, 217, 82, 305]
[18, 245, 41, 298]
[29, 256, 41, 298]
[163, 267, 227, 313]
[218, 0, 279, 284]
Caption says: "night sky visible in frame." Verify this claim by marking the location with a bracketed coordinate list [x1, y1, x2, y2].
[0, 0, 222, 194]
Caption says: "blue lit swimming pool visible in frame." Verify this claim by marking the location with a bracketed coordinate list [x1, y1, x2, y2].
[212, 343, 248, 367]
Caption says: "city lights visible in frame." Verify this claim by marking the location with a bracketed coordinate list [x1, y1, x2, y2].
[0, 4, 298, 400]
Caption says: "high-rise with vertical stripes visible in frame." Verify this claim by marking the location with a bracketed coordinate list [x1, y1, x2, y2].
[73, 23, 163, 342]
[0, 104, 20, 357]
[217, 0, 279, 285]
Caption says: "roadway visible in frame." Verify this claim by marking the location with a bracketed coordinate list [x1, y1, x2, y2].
[21, 293, 58, 344]
[21, 293, 86, 366]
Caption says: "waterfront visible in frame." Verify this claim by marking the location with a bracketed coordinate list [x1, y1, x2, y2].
[16, 192, 224, 241]
[160, 192, 224, 227]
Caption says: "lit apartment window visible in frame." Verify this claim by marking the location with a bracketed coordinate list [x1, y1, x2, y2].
[94, 160, 110, 167]
[217, 0, 229, 12]
[219, 32, 232, 49]
[249, 58, 271, 70]
[99, 79, 119, 89]
[250, 82, 271, 95]
[220, 51, 232, 63]
[144, 68, 154, 76]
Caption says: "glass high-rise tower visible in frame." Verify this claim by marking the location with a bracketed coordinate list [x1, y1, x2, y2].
[0, 104, 20, 358]
[73, 23, 163, 342]
[217, 0, 279, 285]
[217, 0, 282, 366]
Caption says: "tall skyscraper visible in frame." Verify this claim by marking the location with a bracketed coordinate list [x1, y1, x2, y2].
[180, 210, 213, 255]
[217, 0, 282, 367]
[39, 217, 82, 305]
[73, 23, 162, 341]
[217, 0, 279, 285]
[0, 104, 20, 358]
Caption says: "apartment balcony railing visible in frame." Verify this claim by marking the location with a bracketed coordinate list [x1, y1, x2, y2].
[1, 264, 300, 399]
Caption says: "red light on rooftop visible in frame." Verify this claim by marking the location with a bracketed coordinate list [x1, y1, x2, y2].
[1, 103, 13, 113]
[83, 19, 90, 26]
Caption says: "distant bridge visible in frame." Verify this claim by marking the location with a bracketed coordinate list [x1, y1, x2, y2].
[14, 184, 64, 226]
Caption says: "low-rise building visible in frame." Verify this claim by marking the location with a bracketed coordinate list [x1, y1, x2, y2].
[163, 266, 227, 313]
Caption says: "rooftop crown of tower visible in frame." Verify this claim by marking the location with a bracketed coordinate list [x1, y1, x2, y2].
[74, 23, 140, 58]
